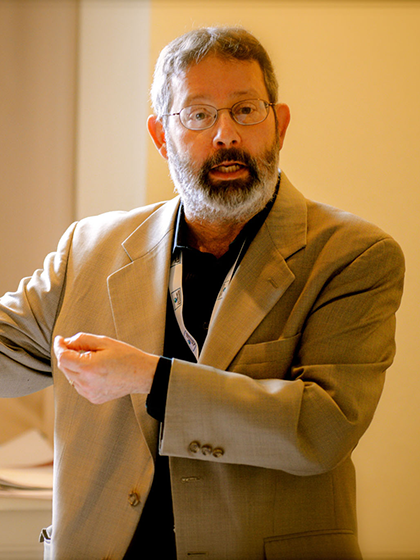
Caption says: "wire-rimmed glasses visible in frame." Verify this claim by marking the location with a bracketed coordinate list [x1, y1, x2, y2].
[162, 98, 274, 131]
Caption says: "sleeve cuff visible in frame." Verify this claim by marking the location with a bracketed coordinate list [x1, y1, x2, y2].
[146, 356, 172, 421]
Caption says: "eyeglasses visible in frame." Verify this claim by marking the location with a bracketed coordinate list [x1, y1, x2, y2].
[162, 98, 274, 131]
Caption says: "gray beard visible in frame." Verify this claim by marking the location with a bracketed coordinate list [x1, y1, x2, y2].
[166, 138, 280, 224]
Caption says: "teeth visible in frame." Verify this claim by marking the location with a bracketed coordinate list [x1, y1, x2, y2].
[217, 164, 242, 173]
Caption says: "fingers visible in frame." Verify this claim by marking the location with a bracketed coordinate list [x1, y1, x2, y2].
[54, 335, 105, 403]
[54, 333, 109, 368]
[53, 333, 99, 389]
[60, 332, 107, 352]
[53, 336, 78, 386]
[53, 333, 159, 405]
[54, 335, 86, 371]
[54, 333, 125, 403]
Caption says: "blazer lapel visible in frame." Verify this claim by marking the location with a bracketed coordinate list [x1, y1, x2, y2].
[199, 173, 307, 370]
[107, 197, 180, 455]
[107, 197, 180, 352]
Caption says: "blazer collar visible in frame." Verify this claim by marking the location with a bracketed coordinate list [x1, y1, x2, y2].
[265, 171, 308, 260]
[121, 196, 181, 262]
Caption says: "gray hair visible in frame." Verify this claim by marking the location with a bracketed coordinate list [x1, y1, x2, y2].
[150, 27, 279, 119]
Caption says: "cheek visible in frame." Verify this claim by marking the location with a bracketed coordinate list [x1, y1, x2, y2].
[167, 135, 207, 174]
[170, 126, 203, 152]
[180, 135, 211, 165]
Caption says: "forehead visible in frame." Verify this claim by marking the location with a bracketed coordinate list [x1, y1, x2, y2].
[170, 56, 268, 109]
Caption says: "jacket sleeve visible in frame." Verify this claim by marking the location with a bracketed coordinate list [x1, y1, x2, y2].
[159, 236, 405, 476]
[0, 223, 76, 397]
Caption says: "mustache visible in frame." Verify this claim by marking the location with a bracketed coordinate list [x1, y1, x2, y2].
[199, 148, 259, 180]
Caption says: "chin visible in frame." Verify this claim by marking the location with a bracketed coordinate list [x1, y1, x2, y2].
[183, 179, 276, 224]
[206, 177, 254, 195]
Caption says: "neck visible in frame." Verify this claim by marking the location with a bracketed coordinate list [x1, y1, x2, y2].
[184, 215, 248, 259]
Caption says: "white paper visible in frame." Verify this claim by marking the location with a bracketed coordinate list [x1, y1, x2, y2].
[0, 430, 53, 499]
[0, 487, 52, 500]
[0, 466, 53, 490]
[0, 429, 53, 469]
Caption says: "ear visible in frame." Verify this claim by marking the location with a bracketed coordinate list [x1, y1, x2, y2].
[274, 103, 291, 150]
[147, 114, 168, 160]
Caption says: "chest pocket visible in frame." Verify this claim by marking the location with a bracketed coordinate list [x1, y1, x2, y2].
[228, 333, 301, 379]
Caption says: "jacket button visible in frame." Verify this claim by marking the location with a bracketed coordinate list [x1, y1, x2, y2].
[201, 444, 213, 456]
[212, 447, 224, 458]
[128, 491, 140, 507]
[188, 441, 201, 453]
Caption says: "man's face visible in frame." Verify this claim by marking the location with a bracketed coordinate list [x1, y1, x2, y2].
[156, 56, 289, 223]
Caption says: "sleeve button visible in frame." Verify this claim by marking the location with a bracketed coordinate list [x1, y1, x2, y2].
[188, 441, 201, 454]
[201, 444, 213, 456]
[212, 447, 224, 458]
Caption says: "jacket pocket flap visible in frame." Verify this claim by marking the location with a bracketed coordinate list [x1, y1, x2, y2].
[264, 529, 361, 559]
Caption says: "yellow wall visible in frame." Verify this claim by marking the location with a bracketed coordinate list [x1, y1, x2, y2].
[147, 2, 420, 558]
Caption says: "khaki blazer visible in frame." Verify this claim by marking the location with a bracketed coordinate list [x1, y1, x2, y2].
[0, 174, 404, 559]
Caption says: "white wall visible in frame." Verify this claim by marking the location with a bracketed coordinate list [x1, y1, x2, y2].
[0, 0, 78, 444]
[0, 0, 152, 444]
[0, 0, 77, 297]
[75, 0, 151, 219]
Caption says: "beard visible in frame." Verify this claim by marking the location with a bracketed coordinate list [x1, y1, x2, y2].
[165, 134, 280, 224]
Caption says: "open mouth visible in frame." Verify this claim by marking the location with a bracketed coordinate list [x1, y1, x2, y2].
[211, 162, 248, 175]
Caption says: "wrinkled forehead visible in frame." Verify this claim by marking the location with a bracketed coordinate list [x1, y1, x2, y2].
[169, 56, 269, 110]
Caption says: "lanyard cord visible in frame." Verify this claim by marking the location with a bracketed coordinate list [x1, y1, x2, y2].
[168, 242, 245, 360]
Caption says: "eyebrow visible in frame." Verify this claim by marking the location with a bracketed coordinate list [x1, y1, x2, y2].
[183, 89, 262, 107]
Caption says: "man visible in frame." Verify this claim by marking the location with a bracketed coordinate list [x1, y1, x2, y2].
[0, 27, 404, 560]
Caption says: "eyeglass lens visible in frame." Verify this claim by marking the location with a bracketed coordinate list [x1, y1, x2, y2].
[180, 99, 269, 130]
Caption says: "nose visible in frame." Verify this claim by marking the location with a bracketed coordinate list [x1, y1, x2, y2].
[212, 110, 241, 148]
